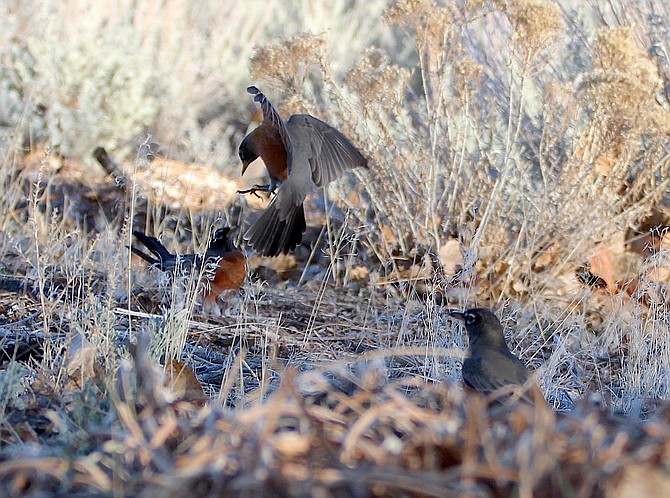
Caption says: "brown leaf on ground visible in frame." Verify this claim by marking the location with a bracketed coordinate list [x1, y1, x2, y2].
[587, 245, 617, 294]
[165, 360, 206, 405]
[625, 208, 669, 257]
[438, 238, 464, 276]
[607, 462, 670, 497]
[594, 143, 622, 176]
[248, 253, 300, 281]
[533, 242, 560, 272]
[349, 265, 370, 281]
[662, 231, 670, 251]
[380, 225, 396, 247]
[64, 332, 96, 374]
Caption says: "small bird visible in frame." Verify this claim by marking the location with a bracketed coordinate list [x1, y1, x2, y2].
[131, 227, 246, 302]
[449, 308, 532, 401]
[238, 86, 368, 257]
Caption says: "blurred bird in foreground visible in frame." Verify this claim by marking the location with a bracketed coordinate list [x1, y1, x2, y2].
[238, 86, 368, 256]
[131, 227, 246, 302]
[450, 308, 541, 405]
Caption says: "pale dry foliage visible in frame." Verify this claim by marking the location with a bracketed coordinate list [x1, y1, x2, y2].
[1, 0, 670, 495]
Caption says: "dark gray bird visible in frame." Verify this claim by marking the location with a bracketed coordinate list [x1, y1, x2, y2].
[450, 308, 532, 399]
[237, 86, 368, 257]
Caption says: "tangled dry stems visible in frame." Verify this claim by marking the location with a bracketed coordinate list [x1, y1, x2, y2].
[1, 0, 670, 495]
[0, 336, 668, 497]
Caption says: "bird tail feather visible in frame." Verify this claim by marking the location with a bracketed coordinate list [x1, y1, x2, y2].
[131, 231, 175, 269]
[245, 199, 306, 257]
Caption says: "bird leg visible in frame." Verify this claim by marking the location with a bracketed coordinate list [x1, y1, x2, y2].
[237, 179, 279, 199]
[237, 184, 271, 198]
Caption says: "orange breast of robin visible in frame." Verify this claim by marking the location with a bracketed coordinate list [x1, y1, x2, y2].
[253, 124, 288, 181]
[205, 251, 247, 301]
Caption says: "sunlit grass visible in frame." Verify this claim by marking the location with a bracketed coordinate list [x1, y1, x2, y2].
[0, 0, 669, 494]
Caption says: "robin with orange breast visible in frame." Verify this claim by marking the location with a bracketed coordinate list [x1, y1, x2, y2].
[238, 86, 368, 257]
[131, 227, 246, 302]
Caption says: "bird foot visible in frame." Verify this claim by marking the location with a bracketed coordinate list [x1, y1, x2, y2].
[237, 184, 272, 199]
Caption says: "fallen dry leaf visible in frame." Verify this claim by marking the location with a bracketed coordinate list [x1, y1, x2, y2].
[438, 239, 464, 276]
[533, 242, 560, 272]
[588, 245, 617, 294]
[272, 432, 311, 458]
[349, 266, 370, 281]
[64, 332, 97, 379]
[165, 360, 206, 404]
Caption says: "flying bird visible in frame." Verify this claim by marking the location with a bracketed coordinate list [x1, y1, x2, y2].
[238, 86, 368, 256]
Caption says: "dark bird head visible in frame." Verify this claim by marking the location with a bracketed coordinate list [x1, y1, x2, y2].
[449, 308, 508, 350]
[207, 226, 238, 254]
[238, 135, 259, 175]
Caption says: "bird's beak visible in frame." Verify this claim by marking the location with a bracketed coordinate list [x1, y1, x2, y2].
[448, 311, 466, 320]
[241, 161, 250, 176]
[227, 226, 239, 236]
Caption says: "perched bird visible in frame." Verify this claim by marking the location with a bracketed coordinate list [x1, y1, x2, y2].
[450, 308, 533, 401]
[131, 227, 246, 302]
[238, 86, 368, 257]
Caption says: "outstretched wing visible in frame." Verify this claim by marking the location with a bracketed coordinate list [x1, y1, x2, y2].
[286, 114, 367, 187]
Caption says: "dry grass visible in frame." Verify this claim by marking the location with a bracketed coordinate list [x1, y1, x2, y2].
[1, 0, 670, 495]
